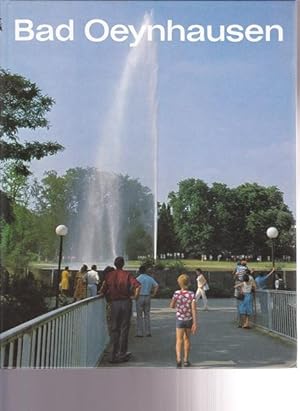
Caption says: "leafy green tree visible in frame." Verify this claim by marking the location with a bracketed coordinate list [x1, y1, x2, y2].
[168, 179, 295, 259]
[0, 69, 63, 176]
[232, 183, 295, 257]
[169, 179, 213, 257]
[157, 202, 179, 255]
[125, 225, 153, 259]
[208, 183, 235, 256]
[0, 163, 40, 269]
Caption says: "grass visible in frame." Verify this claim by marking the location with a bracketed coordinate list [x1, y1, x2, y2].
[31, 259, 296, 271]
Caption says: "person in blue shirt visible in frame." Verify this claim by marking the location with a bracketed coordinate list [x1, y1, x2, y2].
[254, 267, 275, 314]
[255, 267, 275, 289]
[135, 265, 159, 337]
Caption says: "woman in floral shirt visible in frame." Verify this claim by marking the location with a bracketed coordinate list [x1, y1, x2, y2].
[170, 274, 197, 368]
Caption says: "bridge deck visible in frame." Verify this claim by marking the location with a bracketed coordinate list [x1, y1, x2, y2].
[100, 298, 296, 368]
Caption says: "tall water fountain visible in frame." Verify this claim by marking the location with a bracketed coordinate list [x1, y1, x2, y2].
[77, 12, 158, 265]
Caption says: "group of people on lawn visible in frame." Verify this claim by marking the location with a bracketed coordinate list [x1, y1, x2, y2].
[59, 257, 275, 368]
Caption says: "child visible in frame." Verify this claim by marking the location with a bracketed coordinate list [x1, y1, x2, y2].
[170, 274, 197, 368]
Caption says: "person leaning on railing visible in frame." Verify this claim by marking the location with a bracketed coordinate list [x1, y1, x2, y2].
[254, 267, 275, 290]
[253, 267, 275, 315]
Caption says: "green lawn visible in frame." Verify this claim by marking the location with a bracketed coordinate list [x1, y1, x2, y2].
[128, 259, 296, 271]
[31, 259, 296, 271]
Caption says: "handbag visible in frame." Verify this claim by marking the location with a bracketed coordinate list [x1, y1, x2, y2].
[203, 283, 209, 291]
[236, 291, 244, 300]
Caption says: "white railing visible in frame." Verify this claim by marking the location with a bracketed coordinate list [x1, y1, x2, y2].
[0, 296, 109, 368]
[254, 290, 297, 341]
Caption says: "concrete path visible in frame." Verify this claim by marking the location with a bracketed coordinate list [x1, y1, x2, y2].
[100, 298, 297, 368]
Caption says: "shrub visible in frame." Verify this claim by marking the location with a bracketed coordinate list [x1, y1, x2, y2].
[165, 260, 186, 272]
[0, 272, 49, 332]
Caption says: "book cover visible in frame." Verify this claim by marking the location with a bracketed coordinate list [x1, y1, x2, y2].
[0, 1, 298, 410]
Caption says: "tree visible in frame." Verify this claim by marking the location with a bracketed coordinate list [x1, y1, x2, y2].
[125, 225, 153, 260]
[167, 179, 295, 259]
[0, 190, 14, 224]
[30, 168, 155, 261]
[208, 183, 235, 256]
[233, 183, 295, 257]
[157, 202, 179, 255]
[0, 69, 63, 176]
[169, 179, 212, 257]
[0, 163, 41, 269]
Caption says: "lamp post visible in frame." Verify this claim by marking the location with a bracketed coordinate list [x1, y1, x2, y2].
[55, 224, 68, 308]
[266, 226, 279, 268]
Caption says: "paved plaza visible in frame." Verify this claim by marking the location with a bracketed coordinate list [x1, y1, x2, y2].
[101, 298, 297, 368]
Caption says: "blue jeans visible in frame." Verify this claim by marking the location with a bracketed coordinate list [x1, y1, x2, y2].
[136, 295, 151, 336]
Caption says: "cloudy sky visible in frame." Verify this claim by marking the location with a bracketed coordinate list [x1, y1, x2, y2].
[1, 0, 296, 212]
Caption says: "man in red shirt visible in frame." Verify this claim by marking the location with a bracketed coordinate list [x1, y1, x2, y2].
[101, 256, 141, 363]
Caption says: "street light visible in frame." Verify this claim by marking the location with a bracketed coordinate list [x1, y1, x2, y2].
[266, 226, 279, 268]
[55, 224, 68, 308]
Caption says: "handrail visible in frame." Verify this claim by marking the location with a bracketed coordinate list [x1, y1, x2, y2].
[0, 295, 101, 344]
[0, 295, 109, 368]
[254, 290, 297, 341]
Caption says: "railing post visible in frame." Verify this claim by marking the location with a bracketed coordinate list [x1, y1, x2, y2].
[267, 290, 272, 330]
[21, 334, 31, 367]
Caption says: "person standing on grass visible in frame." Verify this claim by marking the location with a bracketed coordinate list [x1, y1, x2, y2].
[135, 265, 159, 337]
[170, 274, 197, 368]
[195, 268, 209, 310]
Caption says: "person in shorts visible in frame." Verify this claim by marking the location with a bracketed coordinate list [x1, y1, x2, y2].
[170, 274, 197, 368]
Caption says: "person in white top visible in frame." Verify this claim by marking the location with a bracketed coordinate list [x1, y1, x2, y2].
[195, 268, 209, 310]
[86, 264, 99, 297]
[234, 273, 256, 329]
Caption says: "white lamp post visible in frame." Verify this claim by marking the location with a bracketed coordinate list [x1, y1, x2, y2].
[266, 227, 279, 268]
[55, 225, 68, 308]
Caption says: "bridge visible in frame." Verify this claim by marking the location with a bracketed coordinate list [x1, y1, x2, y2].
[0, 291, 296, 368]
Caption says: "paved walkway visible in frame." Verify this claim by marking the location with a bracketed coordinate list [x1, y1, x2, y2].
[100, 298, 297, 368]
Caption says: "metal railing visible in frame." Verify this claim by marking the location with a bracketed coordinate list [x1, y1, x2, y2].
[254, 290, 297, 341]
[0, 296, 109, 368]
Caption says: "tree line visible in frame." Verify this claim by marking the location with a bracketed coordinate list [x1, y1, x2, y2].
[158, 179, 295, 260]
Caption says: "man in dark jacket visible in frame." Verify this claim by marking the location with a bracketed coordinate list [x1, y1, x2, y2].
[101, 256, 141, 363]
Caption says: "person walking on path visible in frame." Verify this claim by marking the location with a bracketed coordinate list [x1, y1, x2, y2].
[100, 256, 141, 363]
[59, 266, 71, 306]
[170, 274, 197, 368]
[234, 273, 256, 329]
[73, 264, 88, 301]
[135, 265, 159, 337]
[86, 264, 99, 297]
[195, 268, 209, 310]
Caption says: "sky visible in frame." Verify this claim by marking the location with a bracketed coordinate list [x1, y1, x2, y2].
[0, 0, 296, 213]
